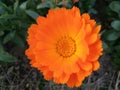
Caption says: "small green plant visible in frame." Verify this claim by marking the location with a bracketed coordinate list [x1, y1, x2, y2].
[76, 0, 97, 14]
[102, 1, 120, 69]
[0, 0, 38, 64]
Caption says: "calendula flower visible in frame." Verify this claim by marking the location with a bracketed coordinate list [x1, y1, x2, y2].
[25, 7, 103, 87]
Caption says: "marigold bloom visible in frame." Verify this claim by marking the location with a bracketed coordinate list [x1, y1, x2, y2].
[25, 7, 103, 87]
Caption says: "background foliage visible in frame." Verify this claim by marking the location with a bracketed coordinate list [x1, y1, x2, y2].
[0, 0, 120, 90]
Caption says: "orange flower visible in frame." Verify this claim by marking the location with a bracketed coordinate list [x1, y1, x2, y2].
[25, 7, 103, 87]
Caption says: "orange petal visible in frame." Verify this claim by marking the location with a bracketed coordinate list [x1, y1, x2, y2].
[92, 61, 100, 71]
[40, 66, 53, 80]
[82, 13, 90, 20]
[43, 70, 53, 80]
[78, 61, 92, 71]
[93, 25, 101, 33]
[58, 73, 70, 84]
[67, 72, 85, 87]
[36, 16, 46, 25]
[66, 73, 78, 87]
[54, 77, 60, 84]
[85, 24, 92, 35]
[89, 20, 96, 27]
[86, 33, 97, 45]
[71, 6, 81, 17]
[87, 40, 103, 62]
[63, 61, 79, 74]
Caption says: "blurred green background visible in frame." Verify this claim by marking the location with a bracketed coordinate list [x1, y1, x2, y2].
[0, 0, 120, 90]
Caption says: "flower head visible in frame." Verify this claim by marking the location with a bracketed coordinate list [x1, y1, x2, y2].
[25, 7, 103, 87]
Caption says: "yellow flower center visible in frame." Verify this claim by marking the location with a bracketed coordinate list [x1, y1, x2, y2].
[56, 36, 76, 58]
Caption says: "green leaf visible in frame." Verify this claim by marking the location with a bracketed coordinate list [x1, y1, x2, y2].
[0, 51, 16, 62]
[12, 34, 25, 48]
[0, 41, 3, 52]
[0, 13, 9, 19]
[113, 54, 120, 69]
[0, 13, 15, 20]
[88, 8, 98, 14]
[3, 31, 16, 44]
[0, 30, 4, 36]
[0, 1, 11, 12]
[111, 20, 120, 31]
[102, 41, 109, 50]
[109, 1, 120, 14]
[41, 1, 55, 9]
[64, 0, 73, 8]
[88, 0, 96, 6]
[106, 31, 120, 41]
[37, 2, 50, 9]
[19, 1, 28, 10]
[0, 60, 6, 64]
[0, 7, 6, 14]
[115, 45, 120, 53]
[57, 1, 64, 6]
[14, 0, 19, 12]
[25, 10, 39, 20]
[58, 0, 71, 8]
